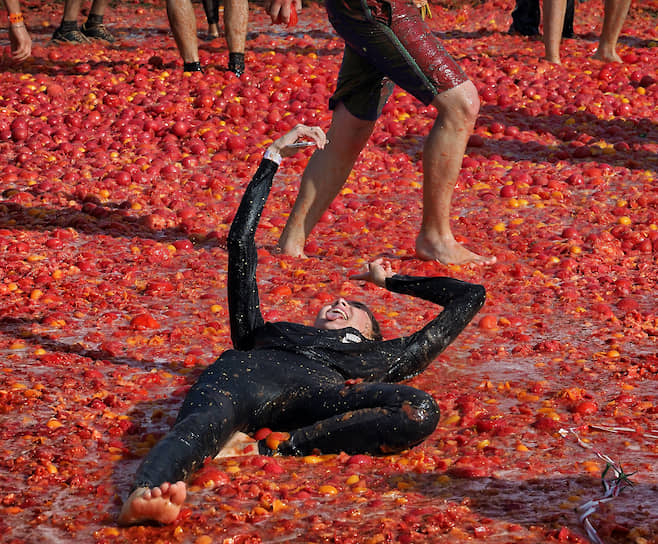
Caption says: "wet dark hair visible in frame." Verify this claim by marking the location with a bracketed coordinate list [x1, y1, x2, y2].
[348, 300, 383, 341]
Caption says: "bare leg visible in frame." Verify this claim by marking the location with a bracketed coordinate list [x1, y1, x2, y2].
[118, 481, 187, 526]
[201, 0, 220, 38]
[592, 0, 631, 62]
[207, 22, 220, 39]
[277, 103, 375, 257]
[415, 80, 495, 265]
[225, 0, 248, 53]
[542, 0, 567, 63]
[89, 0, 110, 17]
[61, 0, 82, 22]
[166, 0, 200, 64]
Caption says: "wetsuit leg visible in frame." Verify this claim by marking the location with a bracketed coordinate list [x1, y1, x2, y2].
[132, 381, 239, 489]
[263, 382, 440, 456]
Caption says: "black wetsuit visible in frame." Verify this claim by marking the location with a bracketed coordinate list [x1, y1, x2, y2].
[132, 158, 485, 489]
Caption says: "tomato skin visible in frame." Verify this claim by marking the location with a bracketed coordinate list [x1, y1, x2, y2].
[573, 400, 598, 416]
[346, 454, 373, 467]
[478, 314, 498, 330]
[273, 3, 298, 27]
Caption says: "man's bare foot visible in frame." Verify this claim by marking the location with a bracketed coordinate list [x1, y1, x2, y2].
[205, 24, 220, 41]
[215, 431, 258, 458]
[415, 231, 496, 265]
[592, 48, 622, 63]
[275, 238, 307, 258]
[118, 482, 186, 526]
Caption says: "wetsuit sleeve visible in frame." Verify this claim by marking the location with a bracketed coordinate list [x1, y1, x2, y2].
[381, 275, 486, 382]
[227, 159, 279, 350]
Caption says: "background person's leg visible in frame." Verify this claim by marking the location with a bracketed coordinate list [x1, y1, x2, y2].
[510, 0, 541, 35]
[225, 0, 249, 75]
[592, 0, 631, 62]
[81, 0, 115, 42]
[202, 0, 221, 38]
[62, 0, 82, 22]
[562, 0, 575, 37]
[542, 0, 567, 63]
[166, 0, 201, 70]
[52, 0, 89, 43]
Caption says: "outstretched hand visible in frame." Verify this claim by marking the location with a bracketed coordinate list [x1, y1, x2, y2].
[349, 258, 394, 288]
[9, 23, 31, 63]
[268, 124, 327, 158]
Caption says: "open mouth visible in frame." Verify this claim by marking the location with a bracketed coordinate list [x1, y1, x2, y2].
[326, 308, 348, 321]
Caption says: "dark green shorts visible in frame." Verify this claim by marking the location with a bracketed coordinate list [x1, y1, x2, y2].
[327, 0, 468, 120]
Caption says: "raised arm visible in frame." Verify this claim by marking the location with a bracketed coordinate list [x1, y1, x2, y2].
[227, 125, 326, 350]
[227, 160, 276, 350]
[383, 275, 485, 381]
[351, 259, 485, 382]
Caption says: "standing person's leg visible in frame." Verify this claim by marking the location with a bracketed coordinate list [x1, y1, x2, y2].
[81, 0, 115, 43]
[52, 0, 90, 43]
[61, 0, 82, 22]
[202, 0, 220, 39]
[260, 383, 440, 456]
[281, 0, 493, 264]
[277, 102, 376, 257]
[367, 2, 488, 264]
[415, 80, 485, 265]
[225, 0, 249, 75]
[562, 0, 575, 37]
[592, 0, 631, 62]
[166, 0, 201, 71]
[510, 0, 541, 35]
[542, 0, 567, 63]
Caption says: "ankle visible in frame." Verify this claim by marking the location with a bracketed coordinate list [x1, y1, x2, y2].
[228, 52, 245, 76]
[183, 61, 203, 73]
[86, 13, 104, 27]
[59, 20, 78, 32]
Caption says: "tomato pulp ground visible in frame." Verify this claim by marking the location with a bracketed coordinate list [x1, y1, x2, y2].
[0, 1, 656, 543]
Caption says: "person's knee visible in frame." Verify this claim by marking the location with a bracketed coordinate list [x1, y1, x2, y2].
[432, 81, 480, 126]
[401, 392, 440, 440]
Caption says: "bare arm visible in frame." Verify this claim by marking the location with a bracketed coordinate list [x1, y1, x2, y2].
[3, 0, 31, 63]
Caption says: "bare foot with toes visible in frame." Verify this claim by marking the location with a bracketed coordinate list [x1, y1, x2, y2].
[118, 481, 187, 526]
[415, 231, 496, 266]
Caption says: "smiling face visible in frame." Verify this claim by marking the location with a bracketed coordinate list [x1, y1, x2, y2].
[314, 298, 375, 339]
